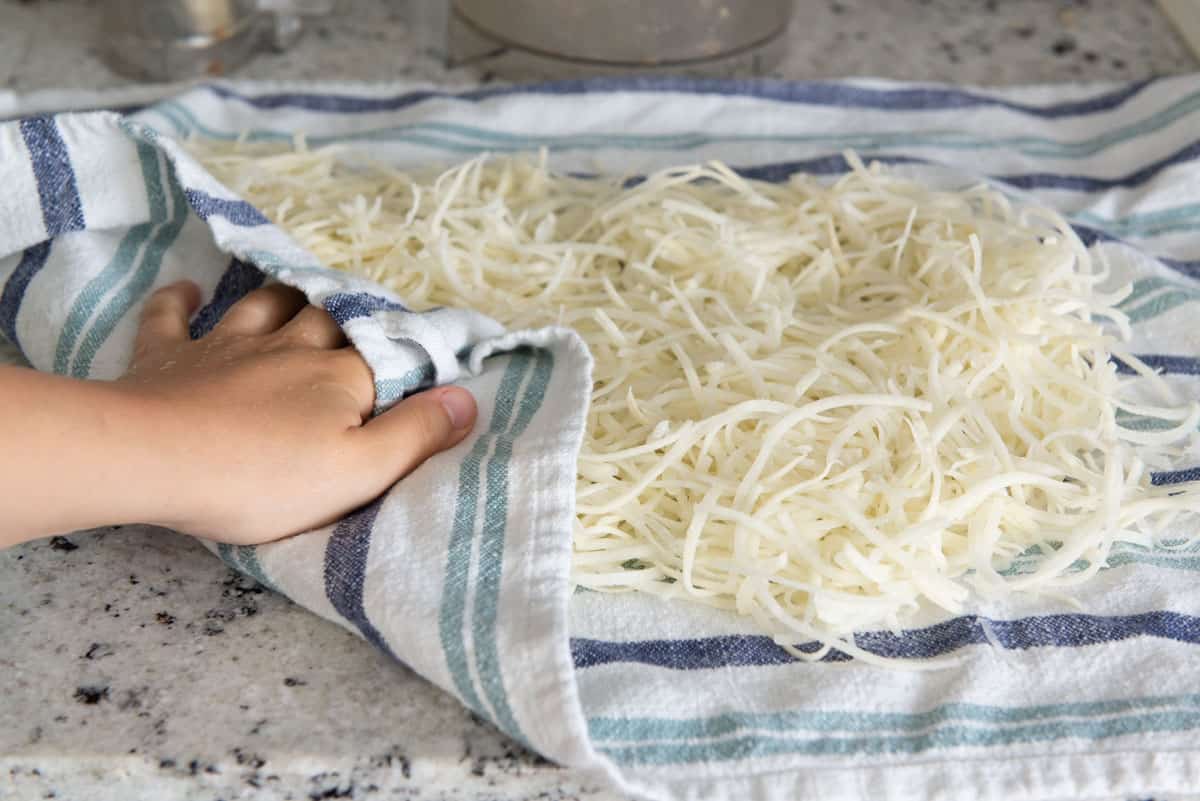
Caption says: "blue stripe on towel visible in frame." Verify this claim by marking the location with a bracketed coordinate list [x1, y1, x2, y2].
[184, 189, 269, 226]
[324, 497, 393, 656]
[205, 77, 1156, 118]
[148, 125, 1200, 281]
[0, 242, 52, 357]
[571, 610, 1200, 668]
[735, 144, 1200, 193]
[323, 291, 409, 324]
[158, 96, 1200, 195]
[997, 139, 1200, 192]
[158, 102, 1196, 164]
[1070, 225, 1200, 279]
[19, 117, 85, 236]
[1152, 467, 1200, 486]
[189, 257, 265, 339]
[1112, 354, 1200, 376]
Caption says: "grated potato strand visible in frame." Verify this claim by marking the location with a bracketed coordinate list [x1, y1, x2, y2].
[192, 139, 1200, 666]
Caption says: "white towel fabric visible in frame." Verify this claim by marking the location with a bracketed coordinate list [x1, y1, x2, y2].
[2, 78, 1200, 801]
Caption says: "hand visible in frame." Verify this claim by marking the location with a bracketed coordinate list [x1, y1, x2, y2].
[112, 281, 477, 544]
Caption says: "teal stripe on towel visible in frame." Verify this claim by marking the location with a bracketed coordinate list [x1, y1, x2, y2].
[472, 348, 554, 746]
[71, 168, 190, 377]
[1076, 202, 1200, 238]
[1117, 277, 1178, 310]
[596, 709, 1200, 764]
[154, 95, 1200, 162]
[588, 692, 1200, 742]
[438, 352, 534, 723]
[1123, 288, 1200, 324]
[216, 543, 240, 571]
[374, 362, 436, 408]
[234, 545, 278, 593]
[53, 141, 162, 375]
[218, 540, 277, 592]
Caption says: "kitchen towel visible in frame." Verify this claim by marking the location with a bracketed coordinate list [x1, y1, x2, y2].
[2, 77, 1200, 801]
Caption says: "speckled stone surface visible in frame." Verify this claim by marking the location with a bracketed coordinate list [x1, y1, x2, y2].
[1, 527, 619, 800]
[0, 0, 1196, 94]
[1, 1, 1198, 800]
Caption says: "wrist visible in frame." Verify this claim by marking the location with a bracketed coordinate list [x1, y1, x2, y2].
[0, 368, 182, 546]
[96, 380, 199, 533]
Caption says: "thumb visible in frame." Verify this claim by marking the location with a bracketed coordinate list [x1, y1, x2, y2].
[356, 385, 478, 479]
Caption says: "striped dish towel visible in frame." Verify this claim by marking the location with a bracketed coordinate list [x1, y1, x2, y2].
[3, 78, 1200, 801]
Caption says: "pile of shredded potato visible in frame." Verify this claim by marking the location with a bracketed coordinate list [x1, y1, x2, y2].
[193, 140, 1200, 664]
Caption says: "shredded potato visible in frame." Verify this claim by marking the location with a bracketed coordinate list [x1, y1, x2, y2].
[193, 140, 1200, 665]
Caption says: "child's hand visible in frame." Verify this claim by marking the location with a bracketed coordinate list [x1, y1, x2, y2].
[0, 280, 477, 548]
[109, 281, 477, 544]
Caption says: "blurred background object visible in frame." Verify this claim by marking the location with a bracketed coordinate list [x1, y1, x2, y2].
[68, 0, 1200, 87]
[2, 0, 1198, 109]
[448, 0, 793, 78]
[1159, 0, 1200, 62]
[95, 0, 792, 82]
[99, 0, 337, 81]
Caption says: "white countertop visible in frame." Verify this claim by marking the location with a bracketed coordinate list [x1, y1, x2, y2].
[1, 1, 1197, 799]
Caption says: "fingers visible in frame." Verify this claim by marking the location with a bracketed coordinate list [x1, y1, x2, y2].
[279, 305, 347, 349]
[327, 348, 377, 420]
[135, 281, 202, 355]
[214, 284, 308, 337]
[354, 385, 477, 479]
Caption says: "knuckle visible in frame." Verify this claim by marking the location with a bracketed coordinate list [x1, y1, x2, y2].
[236, 285, 285, 311]
[138, 309, 173, 334]
[229, 294, 269, 318]
[140, 293, 170, 319]
[293, 327, 328, 349]
[291, 312, 343, 347]
[333, 347, 370, 376]
[314, 366, 348, 388]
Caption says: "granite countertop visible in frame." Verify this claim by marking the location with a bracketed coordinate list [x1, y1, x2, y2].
[1, 0, 1197, 95]
[1, 1, 1197, 800]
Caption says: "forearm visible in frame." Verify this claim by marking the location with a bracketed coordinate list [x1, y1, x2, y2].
[0, 366, 160, 547]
